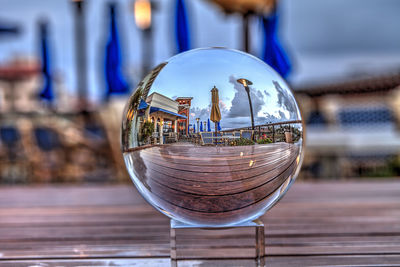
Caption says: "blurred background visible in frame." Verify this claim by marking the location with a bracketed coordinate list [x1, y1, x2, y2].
[0, 0, 399, 183]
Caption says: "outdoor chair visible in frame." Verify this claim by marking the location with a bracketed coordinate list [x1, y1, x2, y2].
[241, 130, 254, 140]
[213, 132, 224, 145]
[166, 132, 177, 143]
[34, 127, 62, 152]
[200, 132, 214, 145]
[233, 131, 241, 138]
[0, 126, 21, 161]
[32, 127, 65, 182]
[193, 134, 201, 145]
[0, 125, 30, 183]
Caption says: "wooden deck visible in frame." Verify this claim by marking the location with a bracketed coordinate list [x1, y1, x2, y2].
[0, 181, 399, 266]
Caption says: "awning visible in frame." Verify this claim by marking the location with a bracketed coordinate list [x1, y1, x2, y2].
[138, 99, 148, 110]
[150, 106, 187, 119]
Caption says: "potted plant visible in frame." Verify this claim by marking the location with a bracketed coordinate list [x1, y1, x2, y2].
[140, 121, 154, 144]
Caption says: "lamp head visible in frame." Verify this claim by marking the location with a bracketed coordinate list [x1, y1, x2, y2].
[236, 78, 253, 87]
[134, 0, 152, 30]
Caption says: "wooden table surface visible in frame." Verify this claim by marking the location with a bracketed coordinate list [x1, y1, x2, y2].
[0, 180, 399, 266]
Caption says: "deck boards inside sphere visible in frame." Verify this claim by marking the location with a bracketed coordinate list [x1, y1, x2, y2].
[124, 142, 300, 223]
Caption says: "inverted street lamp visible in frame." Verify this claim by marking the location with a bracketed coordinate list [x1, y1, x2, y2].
[237, 78, 255, 130]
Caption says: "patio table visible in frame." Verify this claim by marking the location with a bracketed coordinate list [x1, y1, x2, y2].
[0, 180, 399, 266]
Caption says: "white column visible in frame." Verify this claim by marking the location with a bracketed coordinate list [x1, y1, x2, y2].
[160, 119, 164, 144]
[152, 117, 157, 144]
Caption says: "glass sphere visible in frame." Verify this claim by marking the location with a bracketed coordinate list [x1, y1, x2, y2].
[122, 48, 304, 227]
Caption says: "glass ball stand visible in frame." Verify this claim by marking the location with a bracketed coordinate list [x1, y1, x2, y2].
[170, 219, 265, 267]
[121, 48, 304, 267]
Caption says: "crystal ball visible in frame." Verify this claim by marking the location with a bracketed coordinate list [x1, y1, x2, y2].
[122, 48, 304, 227]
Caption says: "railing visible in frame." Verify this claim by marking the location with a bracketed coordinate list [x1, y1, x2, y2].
[222, 120, 302, 143]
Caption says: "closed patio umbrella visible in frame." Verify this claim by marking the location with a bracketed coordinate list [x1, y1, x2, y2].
[207, 118, 211, 132]
[261, 7, 291, 78]
[105, 3, 129, 99]
[210, 86, 221, 143]
[38, 21, 54, 103]
[175, 0, 190, 53]
[199, 121, 203, 132]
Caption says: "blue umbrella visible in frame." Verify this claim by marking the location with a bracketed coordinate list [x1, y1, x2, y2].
[193, 124, 196, 133]
[207, 118, 211, 132]
[38, 21, 54, 102]
[175, 0, 190, 53]
[260, 8, 291, 78]
[217, 121, 221, 131]
[105, 3, 129, 98]
[199, 121, 203, 132]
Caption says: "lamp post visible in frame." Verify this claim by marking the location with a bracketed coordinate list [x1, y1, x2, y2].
[206, 0, 275, 53]
[196, 117, 200, 134]
[72, 0, 88, 112]
[237, 78, 254, 130]
[134, 0, 153, 78]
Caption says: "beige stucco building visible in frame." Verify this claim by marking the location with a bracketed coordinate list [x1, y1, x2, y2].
[144, 92, 187, 144]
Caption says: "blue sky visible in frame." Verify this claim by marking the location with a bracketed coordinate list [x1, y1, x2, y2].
[151, 48, 301, 129]
[0, 0, 400, 102]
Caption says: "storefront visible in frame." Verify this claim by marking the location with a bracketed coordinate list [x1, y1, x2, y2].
[145, 93, 187, 144]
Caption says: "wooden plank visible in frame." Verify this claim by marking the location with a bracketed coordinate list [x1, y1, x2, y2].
[1, 256, 400, 267]
[0, 181, 399, 266]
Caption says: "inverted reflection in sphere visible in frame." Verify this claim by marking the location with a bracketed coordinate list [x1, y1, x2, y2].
[122, 48, 304, 227]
